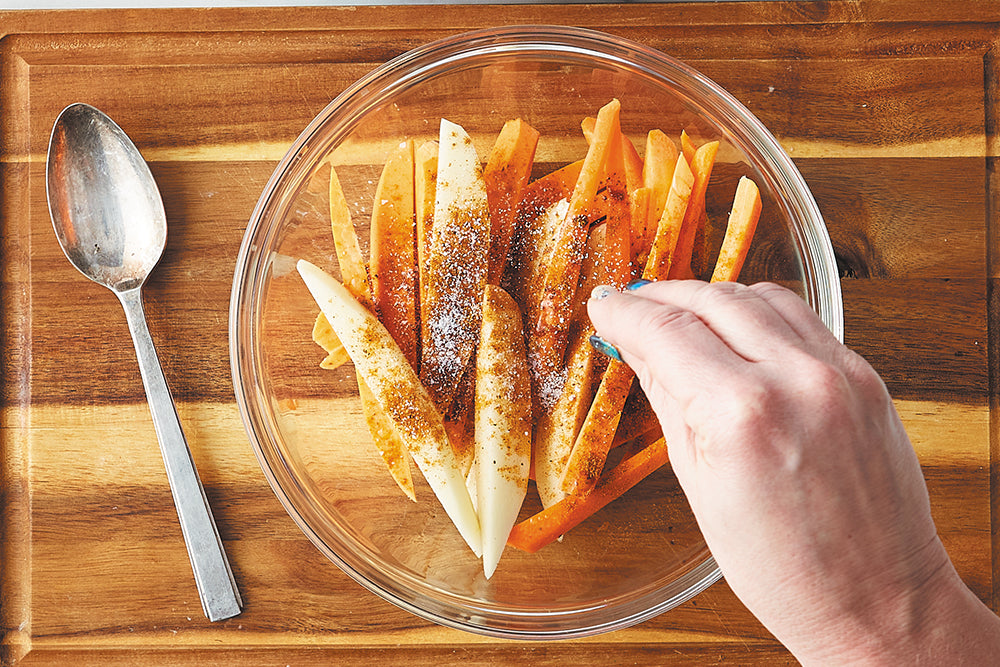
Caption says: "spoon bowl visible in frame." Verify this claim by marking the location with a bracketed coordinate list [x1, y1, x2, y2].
[46, 103, 242, 622]
[47, 103, 166, 292]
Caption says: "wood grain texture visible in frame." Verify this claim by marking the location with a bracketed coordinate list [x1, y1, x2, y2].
[2, 4, 998, 665]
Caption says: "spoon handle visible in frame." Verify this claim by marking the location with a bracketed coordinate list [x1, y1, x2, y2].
[117, 288, 243, 622]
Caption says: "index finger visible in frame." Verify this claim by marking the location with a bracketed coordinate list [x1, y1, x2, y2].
[587, 285, 753, 414]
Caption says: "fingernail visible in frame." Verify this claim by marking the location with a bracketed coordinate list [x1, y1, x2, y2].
[627, 278, 653, 291]
[589, 334, 623, 362]
[590, 284, 615, 301]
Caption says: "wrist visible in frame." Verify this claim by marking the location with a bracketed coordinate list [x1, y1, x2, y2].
[788, 552, 1000, 665]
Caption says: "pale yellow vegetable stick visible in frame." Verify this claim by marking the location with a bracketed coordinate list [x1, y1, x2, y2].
[420, 119, 491, 411]
[297, 260, 482, 555]
[475, 285, 532, 578]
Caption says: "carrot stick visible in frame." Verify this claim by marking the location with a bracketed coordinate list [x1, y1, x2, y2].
[669, 140, 719, 280]
[711, 176, 762, 283]
[530, 99, 620, 409]
[507, 437, 669, 553]
[559, 155, 693, 497]
[370, 140, 418, 368]
[329, 164, 415, 501]
[484, 118, 540, 285]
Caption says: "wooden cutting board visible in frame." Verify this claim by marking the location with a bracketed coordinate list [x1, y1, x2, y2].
[1, 3, 996, 664]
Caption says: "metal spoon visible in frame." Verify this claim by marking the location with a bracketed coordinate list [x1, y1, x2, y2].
[46, 103, 242, 622]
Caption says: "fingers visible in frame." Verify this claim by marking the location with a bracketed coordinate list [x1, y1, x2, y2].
[586, 284, 751, 413]
[613, 280, 808, 363]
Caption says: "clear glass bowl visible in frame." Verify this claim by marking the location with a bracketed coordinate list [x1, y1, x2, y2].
[230, 25, 843, 639]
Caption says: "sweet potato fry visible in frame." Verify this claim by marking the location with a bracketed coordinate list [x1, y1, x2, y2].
[298, 260, 482, 554]
[641, 129, 680, 250]
[329, 165, 372, 307]
[680, 130, 697, 166]
[669, 140, 719, 280]
[475, 285, 532, 577]
[508, 437, 669, 553]
[628, 186, 652, 269]
[420, 119, 491, 411]
[644, 154, 695, 280]
[582, 115, 643, 193]
[484, 118, 540, 285]
[506, 160, 582, 319]
[711, 176, 762, 282]
[370, 140, 418, 368]
[312, 313, 350, 370]
[329, 165, 414, 501]
[530, 99, 620, 408]
[415, 140, 438, 348]
[559, 154, 693, 497]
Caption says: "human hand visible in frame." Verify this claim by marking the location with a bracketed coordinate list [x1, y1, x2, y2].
[587, 280, 999, 663]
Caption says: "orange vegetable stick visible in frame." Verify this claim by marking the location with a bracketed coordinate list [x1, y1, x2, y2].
[370, 140, 418, 368]
[312, 312, 350, 370]
[329, 166, 372, 306]
[484, 118, 540, 285]
[330, 164, 415, 501]
[530, 99, 620, 408]
[669, 140, 719, 280]
[505, 160, 583, 314]
[415, 140, 438, 356]
[711, 176, 762, 283]
[559, 155, 693, 497]
[507, 437, 670, 553]
[644, 154, 695, 282]
[641, 129, 680, 251]
[680, 130, 697, 166]
[582, 115, 643, 194]
[628, 186, 651, 270]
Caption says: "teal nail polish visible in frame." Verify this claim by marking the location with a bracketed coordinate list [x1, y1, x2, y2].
[589, 334, 622, 362]
[627, 278, 652, 291]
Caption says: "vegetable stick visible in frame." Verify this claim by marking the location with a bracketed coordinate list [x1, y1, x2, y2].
[415, 140, 438, 356]
[370, 140, 418, 368]
[330, 165, 415, 500]
[600, 126, 632, 289]
[641, 129, 680, 250]
[530, 99, 620, 409]
[298, 260, 482, 555]
[680, 130, 697, 167]
[533, 326, 598, 508]
[628, 186, 652, 270]
[420, 119, 491, 411]
[507, 437, 669, 553]
[644, 155, 695, 280]
[669, 140, 719, 280]
[484, 118, 540, 285]
[312, 313, 350, 370]
[329, 166, 372, 307]
[581, 115, 643, 193]
[612, 387, 660, 448]
[358, 376, 416, 501]
[711, 176, 762, 283]
[475, 285, 532, 577]
[506, 160, 582, 320]
[560, 360, 634, 496]
[559, 155, 693, 497]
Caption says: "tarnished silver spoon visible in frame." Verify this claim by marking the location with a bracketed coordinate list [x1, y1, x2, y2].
[46, 103, 242, 622]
